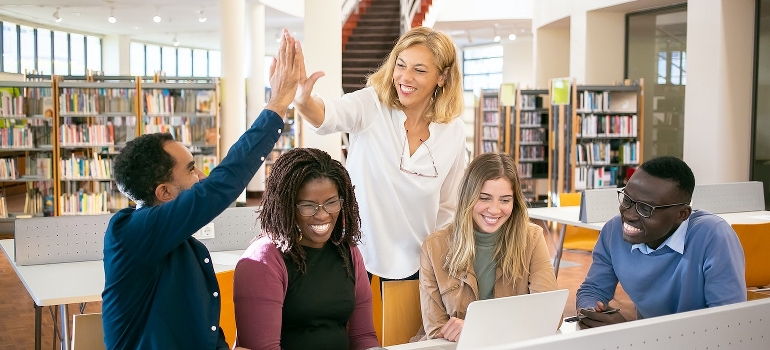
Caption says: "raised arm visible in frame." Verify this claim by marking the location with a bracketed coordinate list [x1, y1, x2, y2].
[282, 30, 327, 128]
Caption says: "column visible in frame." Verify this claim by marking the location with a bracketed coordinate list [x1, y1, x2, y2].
[501, 37, 534, 87]
[584, 11, 625, 85]
[533, 26, 570, 89]
[102, 35, 131, 75]
[220, 0, 247, 202]
[683, 0, 754, 183]
[302, 0, 343, 161]
[246, 3, 268, 192]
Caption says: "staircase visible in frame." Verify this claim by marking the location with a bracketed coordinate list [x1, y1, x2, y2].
[342, 0, 402, 94]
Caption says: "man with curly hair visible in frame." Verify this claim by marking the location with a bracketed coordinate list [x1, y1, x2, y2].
[101, 31, 301, 350]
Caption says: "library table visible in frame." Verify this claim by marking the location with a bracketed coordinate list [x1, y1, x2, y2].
[0, 239, 243, 350]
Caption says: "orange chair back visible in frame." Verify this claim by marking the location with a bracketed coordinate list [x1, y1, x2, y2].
[381, 280, 422, 346]
[731, 223, 770, 288]
[371, 275, 383, 345]
[216, 270, 236, 346]
[558, 192, 599, 251]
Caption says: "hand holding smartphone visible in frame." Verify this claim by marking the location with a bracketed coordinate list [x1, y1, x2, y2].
[564, 308, 621, 322]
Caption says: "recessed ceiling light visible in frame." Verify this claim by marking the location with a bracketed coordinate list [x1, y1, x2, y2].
[509, 34, 517, 41]
[53, 8, 62, 23]
[153, 14, 161, 23]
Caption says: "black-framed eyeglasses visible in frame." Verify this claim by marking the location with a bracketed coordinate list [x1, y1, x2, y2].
[617, 189, 688, 218]
[400, 137, 438, 178]
[296, 198, 344, 217]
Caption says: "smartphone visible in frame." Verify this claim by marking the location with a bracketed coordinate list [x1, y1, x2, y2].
[564, 308, 620, 322]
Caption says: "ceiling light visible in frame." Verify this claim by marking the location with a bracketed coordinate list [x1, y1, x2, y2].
[493, 36, 501, 43]
[108, 7, 116, 23]
[173, 36, 180, 47]
[197, 10, 207, 23]
[153, 14, 161, 23]
[508, 34, 517, 41]
[53, 8, 62, 23]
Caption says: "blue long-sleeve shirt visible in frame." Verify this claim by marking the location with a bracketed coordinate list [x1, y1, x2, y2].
[577, 210, 746, 319]
[102, 109, 283, 350]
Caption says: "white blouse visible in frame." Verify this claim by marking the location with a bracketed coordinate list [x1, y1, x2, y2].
[314, 87, 467, 278]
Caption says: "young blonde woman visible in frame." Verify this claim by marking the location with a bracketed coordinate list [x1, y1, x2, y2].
[417, 152, 559, 342]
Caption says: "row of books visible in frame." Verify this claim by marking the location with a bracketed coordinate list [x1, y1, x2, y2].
[577, 114, 638, 138]
[481, 140, 499, 153]
[60, 123, 115, 146]
[60, 191, 114, 215]
[482, 111, 499, 124]
[144, 90, 216, 115]
[0, 126, 38, 148]
[0, 157, 52, 180]
[59, 88, 136, 114]
[520, 128, 545, 143]
[573, 166, 632, 190]
[519, 95, 544, 109]
[519, 111, 545, 126]
[482, 126, 500, 140]
[482, 97, 499, 110]
[519, 145, 546, 161]
[60, 156, 113, 180]
[575, 141, 640, 165]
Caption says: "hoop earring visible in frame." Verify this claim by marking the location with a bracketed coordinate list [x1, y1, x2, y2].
[296, 224, 303, 242]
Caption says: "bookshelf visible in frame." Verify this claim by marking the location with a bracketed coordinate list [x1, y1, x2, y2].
[513, 88, 550, 207]
[572, 80, 644, 191]
[263, 108, 300, 180]
[0, 76, 221, 219]
[0, 81, 56, 221]
[474, 89, 502, 156]
[549, 78, 644, 201]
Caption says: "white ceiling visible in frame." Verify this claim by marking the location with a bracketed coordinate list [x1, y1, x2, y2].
[0, 0, 529, 54]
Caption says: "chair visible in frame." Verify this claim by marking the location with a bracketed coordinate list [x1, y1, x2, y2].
[370, 275, 384, 344]
[559, 192, 600, 251]
[381, 280, 422, 347]
[216, 270, 236, 346]
[731, 223, 770, 290]
[71, 313, 105, 350]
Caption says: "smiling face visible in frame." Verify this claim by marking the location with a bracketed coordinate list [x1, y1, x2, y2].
[392, 44, 447, 113]
[295, 178, 341, 249]
[620, 169, 691, 249]
[156, 141, 206, 203]
[472, 178, 514, 234]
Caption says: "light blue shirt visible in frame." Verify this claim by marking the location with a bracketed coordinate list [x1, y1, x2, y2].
[632, 217, 689, 255]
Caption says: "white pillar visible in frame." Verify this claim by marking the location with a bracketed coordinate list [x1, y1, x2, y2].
[569, 11, 587, 84]
[102, 35, 131, 75]
[584, 11, 625, 85]
[501, 37, 534, 87]
[302, 0, 343, 161]
[246, 3, 268, 192]
[533, 27, 570, 89]
[219, 0, 247, 202]
[683, 0, 754, 183]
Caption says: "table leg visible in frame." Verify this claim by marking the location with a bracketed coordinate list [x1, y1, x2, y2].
[34, 303, 41, 350]
[553, 224, 567, 278]
[59, 304, 70, 350]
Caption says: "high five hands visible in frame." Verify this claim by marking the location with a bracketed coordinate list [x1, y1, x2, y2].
[274, 30, 325, 111]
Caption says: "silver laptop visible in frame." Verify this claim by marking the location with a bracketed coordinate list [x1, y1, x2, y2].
[387, 289, 569, 350]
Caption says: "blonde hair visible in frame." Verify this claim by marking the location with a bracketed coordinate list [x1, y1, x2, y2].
[366, 26, 463, 123]
[444, 153, 530, 282]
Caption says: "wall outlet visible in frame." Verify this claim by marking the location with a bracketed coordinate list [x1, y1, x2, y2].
[192, 223, 216, 240]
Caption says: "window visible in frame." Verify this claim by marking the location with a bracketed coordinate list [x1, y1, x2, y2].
[129, 42, 145, 76]
[3, 22, 19, 73]
[70, 33, 85, 76]
[462, 45, 503, 91]
[162, 46, 177, 76]
[86, 36, 101, 73]
[20, 26, 34, 74]
[208, 51, 221, 77]
[192, 49, 208, 77]
[37, 29, 52, 75]
[145, 44, 161, 76]
[53, 31, 69, 75]
[177, 48, 192, 76]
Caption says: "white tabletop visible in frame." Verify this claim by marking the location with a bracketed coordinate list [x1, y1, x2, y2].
[0, 239, 243, 307]
[527, 206, 770, 228]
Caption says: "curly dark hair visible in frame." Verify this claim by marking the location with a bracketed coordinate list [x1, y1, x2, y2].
[259, 148, 362, 276]
[114, 133, 176, 207]
[639, 156, 696, 200]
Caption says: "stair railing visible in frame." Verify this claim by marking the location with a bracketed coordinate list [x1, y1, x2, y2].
[342, 0, 363, 25]
[401, 0, 421, 34]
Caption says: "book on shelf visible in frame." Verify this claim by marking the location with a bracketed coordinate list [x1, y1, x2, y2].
[196, 90, 215, 114]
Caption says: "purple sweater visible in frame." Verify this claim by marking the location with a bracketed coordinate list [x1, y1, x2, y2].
[233, 236, 379, 350]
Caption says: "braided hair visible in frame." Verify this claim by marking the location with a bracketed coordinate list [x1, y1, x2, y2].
[259, 148, 362, 276]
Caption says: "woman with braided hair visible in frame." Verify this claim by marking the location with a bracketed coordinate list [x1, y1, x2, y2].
[233, 148, 380, 350]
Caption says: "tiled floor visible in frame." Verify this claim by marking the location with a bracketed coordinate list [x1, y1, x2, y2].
[0, 212, 633, 349]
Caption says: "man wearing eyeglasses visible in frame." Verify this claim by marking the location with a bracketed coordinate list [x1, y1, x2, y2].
[576, 156, 746, 328]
